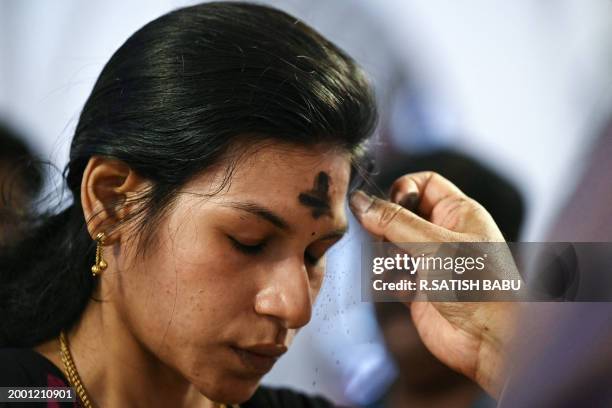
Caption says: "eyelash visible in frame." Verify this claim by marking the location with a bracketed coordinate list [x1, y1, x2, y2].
[228, 236, 321, 265]
[228, 236, 267, 255]
[305, 252, 320, 265]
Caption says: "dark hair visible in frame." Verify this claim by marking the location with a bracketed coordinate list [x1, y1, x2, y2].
[0, 2, 377, 347]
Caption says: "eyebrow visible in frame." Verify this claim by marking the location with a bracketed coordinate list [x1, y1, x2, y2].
[223, 201, 291, 231]
[222, 200, 348, 239]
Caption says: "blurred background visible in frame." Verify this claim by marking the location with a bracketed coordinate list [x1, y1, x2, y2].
[2, 1, 612, 406]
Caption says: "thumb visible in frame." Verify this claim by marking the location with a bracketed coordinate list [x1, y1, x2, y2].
[349, 190, 457, 243]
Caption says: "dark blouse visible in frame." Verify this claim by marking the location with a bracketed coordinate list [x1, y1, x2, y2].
[0, 348, 336, 408]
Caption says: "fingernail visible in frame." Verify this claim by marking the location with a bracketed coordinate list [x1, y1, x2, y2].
[349, 190, 373, 215]
[398, 192, 420, 211]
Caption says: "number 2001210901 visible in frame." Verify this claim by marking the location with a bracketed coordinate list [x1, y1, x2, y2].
[1, 387, 75, 402]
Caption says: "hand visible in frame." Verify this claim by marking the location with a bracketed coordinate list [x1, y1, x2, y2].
[349, 172, 518, 397]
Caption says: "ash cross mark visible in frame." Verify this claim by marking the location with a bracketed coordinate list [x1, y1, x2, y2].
[298, 171, 332, 219]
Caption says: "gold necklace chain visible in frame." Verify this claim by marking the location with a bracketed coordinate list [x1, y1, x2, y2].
[59, 330, 93, 408]
[58, 330, 234, 408]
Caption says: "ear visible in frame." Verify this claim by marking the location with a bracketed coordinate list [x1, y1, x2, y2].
[80, 156, 149, 243]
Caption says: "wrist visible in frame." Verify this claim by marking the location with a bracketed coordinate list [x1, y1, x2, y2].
[474, 302, 518, 398]
[475, 333, 506, 397]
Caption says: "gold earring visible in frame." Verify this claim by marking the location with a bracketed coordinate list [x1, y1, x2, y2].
[91, 232, 108, 277]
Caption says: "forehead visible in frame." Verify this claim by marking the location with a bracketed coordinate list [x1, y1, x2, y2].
[233, 143, 351, 196]
[187, 143, 352, 222]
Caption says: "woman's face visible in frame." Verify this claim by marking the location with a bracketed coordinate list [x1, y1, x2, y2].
[111, 143, 351, 403]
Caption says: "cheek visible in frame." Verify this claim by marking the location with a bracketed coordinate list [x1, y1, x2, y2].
[113, 223, 255, 367]
[111, 222, 267, 398]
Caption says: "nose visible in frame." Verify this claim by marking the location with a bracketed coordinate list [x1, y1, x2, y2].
[254, 258, 312, 329]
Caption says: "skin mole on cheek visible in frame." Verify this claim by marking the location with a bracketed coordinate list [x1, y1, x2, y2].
[298, 171, 332, 219]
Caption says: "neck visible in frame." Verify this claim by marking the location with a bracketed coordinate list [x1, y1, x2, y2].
[37, 295, 221, 407]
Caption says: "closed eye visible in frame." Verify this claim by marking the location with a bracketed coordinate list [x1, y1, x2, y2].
[228, 236, 266, 255]
[305, 237, 343, 266]
[305, 251, 320, 265]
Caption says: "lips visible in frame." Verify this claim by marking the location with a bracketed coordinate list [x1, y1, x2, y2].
[232, 344, 287, 374]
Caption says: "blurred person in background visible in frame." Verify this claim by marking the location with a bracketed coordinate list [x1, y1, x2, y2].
[0, 121, 43, 246]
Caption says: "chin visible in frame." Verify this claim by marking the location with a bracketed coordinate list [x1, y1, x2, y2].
[194, 373, 262, 404]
